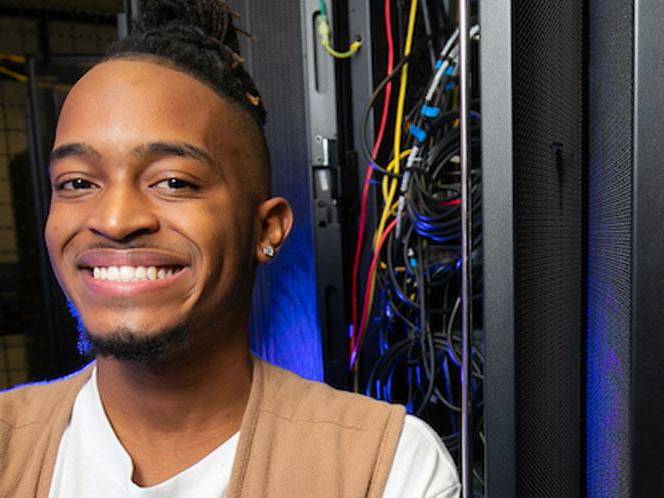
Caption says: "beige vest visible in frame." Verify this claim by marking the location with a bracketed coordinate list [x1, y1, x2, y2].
[0, 358, 405, 498]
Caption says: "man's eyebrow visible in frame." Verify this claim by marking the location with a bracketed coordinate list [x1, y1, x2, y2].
[134, 142, 215, 167]
[49, 143, 101, 166]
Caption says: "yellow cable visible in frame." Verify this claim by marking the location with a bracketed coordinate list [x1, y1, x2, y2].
[377, 0, 419, 245]
[0, 54, 27, 83]
[364, 201, 398, 333]
[355, 0, 419, 367]
[374, 149, 410, 246]
[321, 38, 362, 59]
[360, 0, 418, 333]
[0, 66, 71, 92]
[318, 15, 362, 59]
[0, 53, 26, 64]
[0, 66, 27, 83]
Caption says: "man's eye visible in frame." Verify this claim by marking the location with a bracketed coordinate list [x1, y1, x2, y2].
[57, 178, 96, 190]
[153, 178, 199, 190]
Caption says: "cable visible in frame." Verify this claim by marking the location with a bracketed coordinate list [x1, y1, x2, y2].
[351, 6, 485, 484]
[317, 1, 362, 59]
[351, 149, 409, 364]
[0, 66, 27, 83]
[381, 0, 419, 216]
[420, 0, 437, 69]
[350, 217, 398, 369]
[350, 0, 396, 360]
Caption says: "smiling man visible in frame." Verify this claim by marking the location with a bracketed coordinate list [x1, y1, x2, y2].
[0, 1, 459, 497]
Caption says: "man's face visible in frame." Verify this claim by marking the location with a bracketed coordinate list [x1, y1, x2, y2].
[45, 59, 266, 348]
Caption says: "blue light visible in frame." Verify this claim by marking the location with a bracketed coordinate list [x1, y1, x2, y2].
[249, 224, 324, 381]
[586, 112, 631, 496]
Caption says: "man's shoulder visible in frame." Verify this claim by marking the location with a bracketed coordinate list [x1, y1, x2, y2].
[258, 359, 405, 432]
[0, 363, 93, 429]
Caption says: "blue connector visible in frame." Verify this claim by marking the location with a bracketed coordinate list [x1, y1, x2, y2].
[409, 124, 427, 143]
[420, 105, 441, 119]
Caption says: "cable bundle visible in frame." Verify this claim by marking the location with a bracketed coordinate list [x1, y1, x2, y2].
[349, 0, 484, 491]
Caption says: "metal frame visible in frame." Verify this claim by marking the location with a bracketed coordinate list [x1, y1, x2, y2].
[631, 0, 664, 493]
[480, 0, 517, 496]
[300, 0, 350, 388]
[458, 0, 473, 495]
[346, 0, 374, 197]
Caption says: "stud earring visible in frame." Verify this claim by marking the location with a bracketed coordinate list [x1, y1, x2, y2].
[262, 245, 275, 258]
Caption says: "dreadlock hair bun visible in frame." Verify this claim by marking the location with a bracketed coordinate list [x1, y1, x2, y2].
[140, 0, 240, 52]
[105, 0, 266, 126]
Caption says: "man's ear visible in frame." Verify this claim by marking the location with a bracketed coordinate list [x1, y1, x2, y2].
[255, 197, 294, 263]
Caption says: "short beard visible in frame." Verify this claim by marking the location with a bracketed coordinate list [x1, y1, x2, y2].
[70, 303, 189, 362]
[77, 325, 189, 362]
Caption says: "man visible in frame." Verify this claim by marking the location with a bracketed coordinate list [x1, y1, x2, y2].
[0, 1, 459, 496]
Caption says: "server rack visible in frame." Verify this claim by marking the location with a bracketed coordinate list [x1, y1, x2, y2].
[482, 1, 585, 496]
[587, 0, 664, 495]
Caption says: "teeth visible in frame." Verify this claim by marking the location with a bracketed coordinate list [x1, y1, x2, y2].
[120, 266, 133, 282]
[91, 265, 180, 282]
[107, 266, 119, 281]
[147, 266, 157, 280]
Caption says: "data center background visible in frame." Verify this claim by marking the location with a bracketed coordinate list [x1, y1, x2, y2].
[1, 0, 664, 496]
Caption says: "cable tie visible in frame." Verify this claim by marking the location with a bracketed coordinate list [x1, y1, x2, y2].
[444, 65, 455, 76]
[409, 124, 427, 143]
[434, 59, 443, 70]
[420, 105, 441, 119]
[445, 81, 456, 92]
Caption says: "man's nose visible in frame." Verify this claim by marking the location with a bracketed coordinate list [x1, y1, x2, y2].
[87, 183, 159, 241]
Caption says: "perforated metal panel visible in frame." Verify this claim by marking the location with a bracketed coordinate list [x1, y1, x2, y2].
[586, 1, 633, 496]
[512, 1, 584, 495]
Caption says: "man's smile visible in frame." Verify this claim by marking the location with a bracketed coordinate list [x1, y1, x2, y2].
[76, 249, 191, 297]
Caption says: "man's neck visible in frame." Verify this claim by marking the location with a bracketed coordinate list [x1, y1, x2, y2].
[95, 334, 253, 486]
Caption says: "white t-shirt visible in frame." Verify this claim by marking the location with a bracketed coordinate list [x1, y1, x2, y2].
[49, 369, 460, 498]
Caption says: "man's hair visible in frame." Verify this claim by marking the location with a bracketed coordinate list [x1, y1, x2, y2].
[103, 0, 271, 192]
[107, 0, 266, 127]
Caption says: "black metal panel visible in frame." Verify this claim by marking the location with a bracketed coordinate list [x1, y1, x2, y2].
[586, 0, 633, 496]
[512, 1, 584, 496]
[632, 0, 664, 494]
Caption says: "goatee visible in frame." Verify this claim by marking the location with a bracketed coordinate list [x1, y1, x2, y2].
[70, 302, 189, 362]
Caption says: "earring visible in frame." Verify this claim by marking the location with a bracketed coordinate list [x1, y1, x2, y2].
[262, 245, 275, 258]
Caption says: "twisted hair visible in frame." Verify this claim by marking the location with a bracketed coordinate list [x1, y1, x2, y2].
[105, 0, 267, 127]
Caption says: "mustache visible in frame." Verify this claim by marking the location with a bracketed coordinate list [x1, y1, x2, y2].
[79, 241, 177, 251]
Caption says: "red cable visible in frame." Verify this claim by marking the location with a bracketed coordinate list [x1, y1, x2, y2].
[441, 199, 461, 206]
[350, 218, 398, 369]
[350, 0, 395, 355]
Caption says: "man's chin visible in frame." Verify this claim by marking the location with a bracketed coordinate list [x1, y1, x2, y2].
[77, 324, 189, 363]
[67, 300, 190, 362]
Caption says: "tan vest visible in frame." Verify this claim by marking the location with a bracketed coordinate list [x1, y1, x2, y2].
[0, 358, 405, 498]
